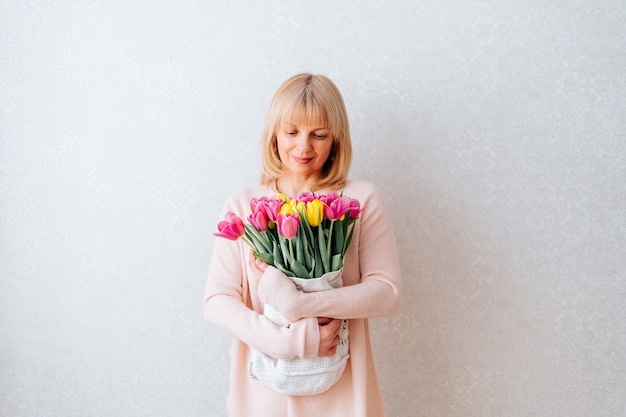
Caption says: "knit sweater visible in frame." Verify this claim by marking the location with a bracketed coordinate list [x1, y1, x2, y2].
[203, 179, 402, 417]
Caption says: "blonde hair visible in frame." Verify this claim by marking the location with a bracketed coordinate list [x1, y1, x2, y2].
[260, 73, 352, 190]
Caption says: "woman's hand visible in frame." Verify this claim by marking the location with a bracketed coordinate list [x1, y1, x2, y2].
[317, 317, 342, 357]
[248, 251, 268, 284]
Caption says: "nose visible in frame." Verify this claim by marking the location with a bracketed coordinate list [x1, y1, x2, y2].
[295, 132, 312, 151]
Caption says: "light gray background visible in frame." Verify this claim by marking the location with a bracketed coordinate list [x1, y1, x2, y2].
[1, 1, 625, 416]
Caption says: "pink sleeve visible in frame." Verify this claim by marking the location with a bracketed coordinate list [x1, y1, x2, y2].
[203, 198, 320, 359]
[257, 184, 402, 322]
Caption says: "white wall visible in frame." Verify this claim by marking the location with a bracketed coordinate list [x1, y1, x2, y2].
[1, 1, 625, 416]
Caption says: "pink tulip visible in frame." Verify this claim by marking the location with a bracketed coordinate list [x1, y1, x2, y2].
[214, 212, 245, 240]
[277, 213, 300, 239]
[250, 196, 283, 223]
[346, 197, 362, 220]
[295, 191, 317, 203]
[264, 198, 284, 222]
[248, 209, 269, 232]
[319, 192, 340, 206]
[249, 197, 266, 214]
[323, 195, 357, 220]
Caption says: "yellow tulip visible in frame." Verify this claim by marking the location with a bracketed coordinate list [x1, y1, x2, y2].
[279, 202, 295, 215]
[305, 199, 324, 227]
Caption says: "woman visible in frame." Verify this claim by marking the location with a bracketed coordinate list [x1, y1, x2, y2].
[204, 73, 402, 416]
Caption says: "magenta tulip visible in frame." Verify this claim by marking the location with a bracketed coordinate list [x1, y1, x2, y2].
[249, 197, 266, 215]
[323, 195, 356, 220]
[295, 191, 317, 203]
[346, 197, 362, 220]
[277, 213, 300, 239]
[264, 198, 284, 222]
[214, 211, 245, 240]
[248, 209, 269, 232]
[250, 196, 283, 222]
[319, 192, 340, 206]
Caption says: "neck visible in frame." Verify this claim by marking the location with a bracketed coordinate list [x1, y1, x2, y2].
[275, 177, 320, 196]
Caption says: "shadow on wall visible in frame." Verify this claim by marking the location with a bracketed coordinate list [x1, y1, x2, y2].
[364, 114, 521, 416]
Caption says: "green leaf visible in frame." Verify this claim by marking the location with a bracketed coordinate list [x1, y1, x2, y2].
[272, 240, 286, 270]
[334, 220, 344, 256]
[314, 236, 324, 277]
[303, 239, 313, 271]
[299, 211, 315, 249]
[279, 236, 291, 268]
[325, 220, 335, 272]
[244, 224, 272, 253]
[297, 217, 314, 271]
[343, 223, 356, 256]
[318, 223, 329, 274]
[253, 252, 274, 265]
[275, 262, 295, 277]
[290, 258, 310, 278]
[295, 234, 304, 265]
[331, 254, 343, 271]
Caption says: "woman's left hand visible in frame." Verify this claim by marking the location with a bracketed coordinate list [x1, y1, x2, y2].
[248, 251, 268, 284]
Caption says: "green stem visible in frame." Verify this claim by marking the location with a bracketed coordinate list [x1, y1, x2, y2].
[326, 220, 335, 271]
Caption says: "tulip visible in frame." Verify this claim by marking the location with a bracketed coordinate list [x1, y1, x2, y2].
[324, 195, 355, 221]
[284, 197, 301, 214]
[214, 212, 245, 240]
[296, 191, 317, 203]
[264, 198, 284, 222]
[279, 202, 296, 216]
[319, 191, 339, 205]
[249, 197, 266, 215]
[248, 210, 269, 232]
[346, 197, 362, 220]
[304, 199, 324, 227]
[250, 196, 281, 223]
[277, 213, 299, 239]
[294, 200, 305, 216]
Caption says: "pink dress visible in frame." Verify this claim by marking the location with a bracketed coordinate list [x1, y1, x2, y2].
[204, 179, 402, 417]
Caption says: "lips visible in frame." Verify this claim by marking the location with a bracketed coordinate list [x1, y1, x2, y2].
[293, 156, 314, 164]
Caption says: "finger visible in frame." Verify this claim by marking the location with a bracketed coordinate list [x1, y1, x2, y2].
[320, 330, 336, 347]
[320, 318, 340, 327]
[248, 251, 264, 284]
[318, 317, 332, 326]
[248, 251, 258, 269]
[327, 319, 342, 332]
[255, 257, 268, 271]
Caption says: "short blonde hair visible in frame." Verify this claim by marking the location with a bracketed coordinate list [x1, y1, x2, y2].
[260, 73, 352, 190]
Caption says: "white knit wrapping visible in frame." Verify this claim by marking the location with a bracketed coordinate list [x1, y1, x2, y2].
[248, 268, 349, 396]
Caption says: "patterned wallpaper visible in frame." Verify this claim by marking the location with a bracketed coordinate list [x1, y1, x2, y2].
[1, 1, 624, 416]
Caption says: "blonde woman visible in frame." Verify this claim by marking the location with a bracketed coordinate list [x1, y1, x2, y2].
[204, 73, 402, 416]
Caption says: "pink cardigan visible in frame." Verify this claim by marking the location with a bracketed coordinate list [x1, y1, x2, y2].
[204, 179, 402, 417]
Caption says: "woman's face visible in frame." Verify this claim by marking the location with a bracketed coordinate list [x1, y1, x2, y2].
[275, 122, 333, 180]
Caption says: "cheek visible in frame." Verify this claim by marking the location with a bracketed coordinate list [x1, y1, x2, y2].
[318, 142, 333, 161]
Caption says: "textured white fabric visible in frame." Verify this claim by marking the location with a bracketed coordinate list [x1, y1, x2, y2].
[248, 269, 350, 396]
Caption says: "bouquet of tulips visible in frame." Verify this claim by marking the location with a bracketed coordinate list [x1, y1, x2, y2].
[214, 191, 362, 395]
[214, 191, 362, 279]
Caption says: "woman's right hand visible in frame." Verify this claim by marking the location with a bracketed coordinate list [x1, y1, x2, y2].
[317, 318, 342, 356]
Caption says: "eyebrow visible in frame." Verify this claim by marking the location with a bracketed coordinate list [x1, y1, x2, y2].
[285, 124, 329, 131]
